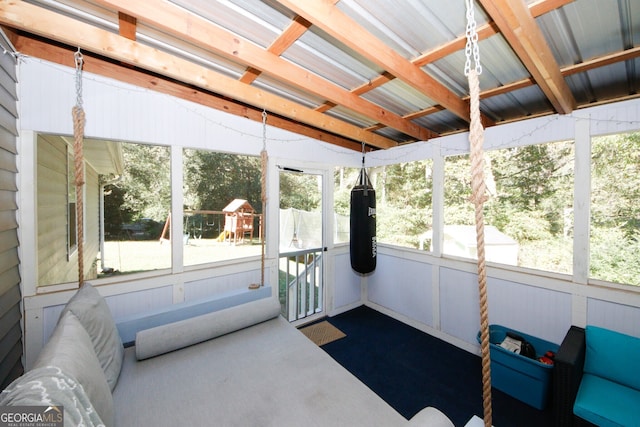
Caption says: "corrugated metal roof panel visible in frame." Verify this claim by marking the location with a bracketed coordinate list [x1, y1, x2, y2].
[324, 105, 378, 128]
[534, 0, 639, 109]
[336, 0, 489, 59]
[170, 0, 288, 49]
[283, 27, 383, 90]
[27, 0, 118, 32]
[17, 0, 640, 148]
[472, 37, 531, 88]
[252, 74, 326, 108]
[568, 60, 640, 104]
[427, 34, 531, 99]
[362, 79, 436, 116]
[538, 0, 633, 65]
[136, 23, 247, 79]
[413, 109, 468, 136]
[482, 85, 552, 122]
[372, 126, 413, 143]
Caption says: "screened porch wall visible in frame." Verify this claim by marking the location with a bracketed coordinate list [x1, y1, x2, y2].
[18, 57, 362, 368]
[368, 249, 640, 354]
[17, 57, 640, 368]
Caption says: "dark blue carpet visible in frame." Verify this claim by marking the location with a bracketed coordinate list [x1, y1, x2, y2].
[321, 306, 553, 427]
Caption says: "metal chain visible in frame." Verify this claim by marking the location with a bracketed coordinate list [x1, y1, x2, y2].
[464, 0, 482, 76]
[74, 48, 84, 108]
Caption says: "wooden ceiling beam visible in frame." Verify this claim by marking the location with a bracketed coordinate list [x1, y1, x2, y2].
[562, 45, 640, 76]
[118, 12, 136, 40]
[14, 35, 366, 151]
[314, 72, 393, 115]
[275, 0, 472, 124]
[269, 15, 312, 54]
[469, 46, 640, 103]
[0, 1, 397, 149]
[478, 0, 576, 114]
[95, 0, 433, 141]
[240, 15, 311, 84]
[414, 0, 574, 67]
[325, 0, 572, 127]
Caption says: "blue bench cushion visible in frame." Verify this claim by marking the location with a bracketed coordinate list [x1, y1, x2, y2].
[574, 373, 640, 427]
[585, 325, 640, 390]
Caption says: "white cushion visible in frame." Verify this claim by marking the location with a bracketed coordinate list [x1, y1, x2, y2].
[35, 311, 114, 427]
[135, 297, 281, 360]
[61, 282, 124, 390]
[407, 407, 455, 427]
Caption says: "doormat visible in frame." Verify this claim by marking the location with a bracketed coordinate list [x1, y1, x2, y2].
[300, 321, 346, 346]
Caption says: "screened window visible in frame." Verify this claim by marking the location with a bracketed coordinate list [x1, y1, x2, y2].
[37, 135, 173, 286]
[590, 132, 640, 286]
[100, 142, 171, 276]
[444, 141, 574, 273]
[334, 160, 433, 250]
[333, 166, 357, 244]
[182, 148, 262, 267]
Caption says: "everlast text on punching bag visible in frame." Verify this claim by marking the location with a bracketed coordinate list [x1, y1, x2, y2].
[350, 167, 376, 274]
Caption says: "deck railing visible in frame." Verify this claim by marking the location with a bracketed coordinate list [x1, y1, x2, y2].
[279, 248, 323, 322]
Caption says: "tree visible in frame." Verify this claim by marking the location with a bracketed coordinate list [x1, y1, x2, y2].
[489, 141, 574, 236]
[589, 132, 640, 285]
[280, 172, 321, 211]
[591, 133, 640, 236]
[105, 142, 171, 225]
[184, 150, 262, 212]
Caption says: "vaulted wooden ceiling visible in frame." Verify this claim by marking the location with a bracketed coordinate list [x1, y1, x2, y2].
[1, 0, 638, 151]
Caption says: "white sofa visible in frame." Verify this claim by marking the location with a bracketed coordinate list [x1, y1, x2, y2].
[1, 284, 454, 427]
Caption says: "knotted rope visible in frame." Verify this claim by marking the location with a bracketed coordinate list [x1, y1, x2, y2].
[465, 1, 492, 425]
[260, 110, 268, 287]
[469, 68, 492, 426]
[73, 49, 86, 288]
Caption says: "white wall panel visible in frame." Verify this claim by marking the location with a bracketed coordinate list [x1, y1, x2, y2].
[19, 60, 74, 136]
[587, 298, 640, 338]
[487, 278, 572, 345]
[584, 98, 640, 137]
[41, 285, 174, 344]
[438, 267, 574, 348]
[106, 286, 175, 321]
[184, 269, 262, 301]
[368, 253, 433, 326]
[439, 267, 479, 345]
[42, 305, 64, 345]
[332, 252, 363, 311]
[366, 138, 437, 167]
[19, 58, 358, 165]
[368, 98, 640, 166]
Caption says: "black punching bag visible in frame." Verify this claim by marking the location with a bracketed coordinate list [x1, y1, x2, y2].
[350, 167, 376, 274]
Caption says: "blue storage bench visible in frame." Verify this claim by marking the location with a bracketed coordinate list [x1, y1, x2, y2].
[478, 325, 559, 410]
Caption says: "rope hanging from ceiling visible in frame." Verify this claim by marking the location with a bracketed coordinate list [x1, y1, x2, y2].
[72, 48, 86, 288]
[260, 111, 268, 287]
[250, 110, 269, 290]
[465, 1, 492, 426]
